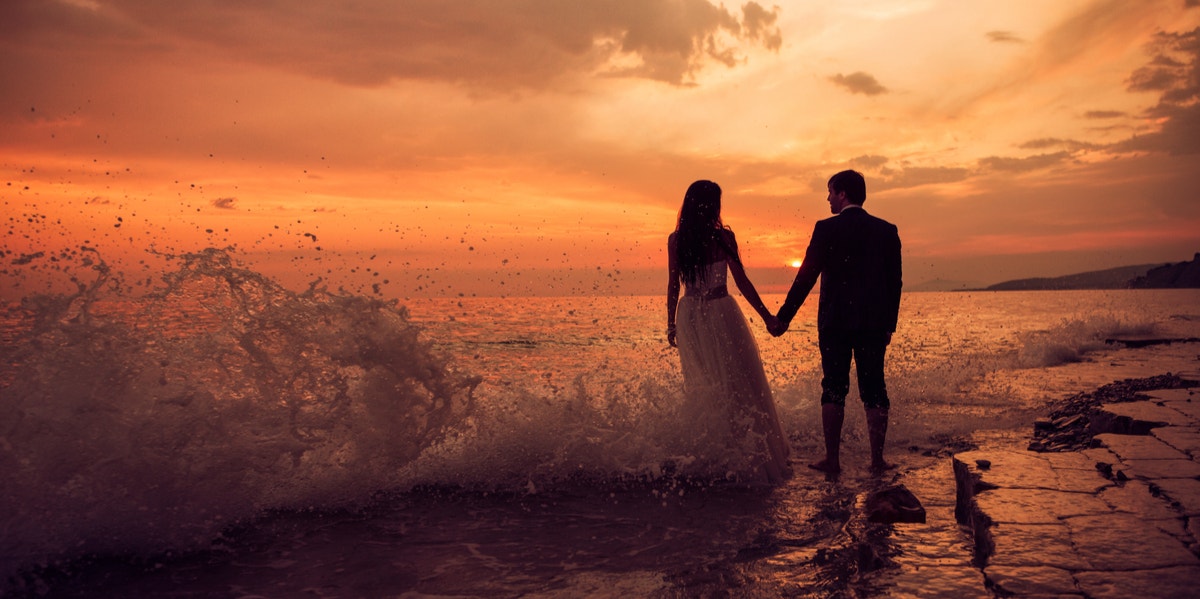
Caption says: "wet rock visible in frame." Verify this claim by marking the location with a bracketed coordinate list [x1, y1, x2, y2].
[1096, 433, 1187, 461]
[1076, 565, 1200, 599]
[1098, 480, 1184, 521]
[1054, 413, 1085, 429]
[1029, 374, 1198, 452]
[987, 523, 1087, 570]
[976, 488, 1110, 524]
[1153, 479, 1200, 516]
[1102, 401, 1188, 427]
[1090, 409, 1168, 436]
[1105, 337, 1200, 348]
[1066, 515, 1199, 570]
[984, 564, 1077, 596]
[865, 485, 926, 524]
[1121, 458, 1200, 479]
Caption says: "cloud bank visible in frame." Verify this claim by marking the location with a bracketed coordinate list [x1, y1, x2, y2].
[2, 0, 782, 89]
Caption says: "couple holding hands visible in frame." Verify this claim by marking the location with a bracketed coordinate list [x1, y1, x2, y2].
[666, 170, 902, 484]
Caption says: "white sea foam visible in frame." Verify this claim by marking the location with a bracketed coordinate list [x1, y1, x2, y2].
[1, 249, 478, 584]
[2, 251, 1198, 588]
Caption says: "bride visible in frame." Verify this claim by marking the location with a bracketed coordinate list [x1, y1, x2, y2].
[666, 180, 791, 484]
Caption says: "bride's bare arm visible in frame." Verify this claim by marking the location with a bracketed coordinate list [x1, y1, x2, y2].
[722, 230, 776, 326]
[666, 233, 681, 347]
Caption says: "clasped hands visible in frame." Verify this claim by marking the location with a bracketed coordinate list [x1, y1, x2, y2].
[763, 314, 788, 337]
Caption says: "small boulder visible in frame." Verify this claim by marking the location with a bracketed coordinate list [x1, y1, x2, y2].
[865, 484, 926, 524]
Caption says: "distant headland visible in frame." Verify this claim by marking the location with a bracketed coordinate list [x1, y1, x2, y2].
[978, 252, 1200, 291]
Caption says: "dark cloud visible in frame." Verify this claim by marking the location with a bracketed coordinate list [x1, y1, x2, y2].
[986, 31, 1024, 44]
[1120, 103, 1200, 155]
[1118, 27, 1200, 154]
[871, 150, 1076, 192]
[0, 0, 782, 89]
[1019, 138, 1101, 151]
[212, 197, 237, 210]
[850, 155, 889, 169]
[1082, 110, 1126, 119]
[1126, 28, 1199, 106]
[978, 151, 1073, 172]
[741, 2, 782, 51]
[828, 71, 888, 96]
[874, 165, 971, 191]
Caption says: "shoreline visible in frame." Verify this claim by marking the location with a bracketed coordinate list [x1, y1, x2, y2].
[6, 338, 1199, 597]
[951, 374, 1200, 597]
[874, 338, 1200, 597]
[883, 360, 1200, 599]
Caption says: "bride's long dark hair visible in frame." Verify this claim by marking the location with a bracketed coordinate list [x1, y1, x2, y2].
[675, 180, 730, 286]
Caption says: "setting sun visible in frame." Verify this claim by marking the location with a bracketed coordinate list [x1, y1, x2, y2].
[3, 2, 1200, 595]
[2, 0, 1198, 297]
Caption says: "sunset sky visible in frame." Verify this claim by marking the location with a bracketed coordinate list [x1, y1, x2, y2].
[3, 0, 1199, 298]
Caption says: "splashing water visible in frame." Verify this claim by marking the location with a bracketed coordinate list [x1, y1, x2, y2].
[1, 248, 479, 582]
[3, 250, 1197, 592]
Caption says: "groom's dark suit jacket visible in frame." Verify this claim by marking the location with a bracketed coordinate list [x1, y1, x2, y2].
[778, 206, 902, 332]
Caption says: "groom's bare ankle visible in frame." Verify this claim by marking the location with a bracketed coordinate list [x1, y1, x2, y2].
[807, 457, 840, 474]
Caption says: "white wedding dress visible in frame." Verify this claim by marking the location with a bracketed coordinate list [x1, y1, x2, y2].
[675, 260, 791, 484]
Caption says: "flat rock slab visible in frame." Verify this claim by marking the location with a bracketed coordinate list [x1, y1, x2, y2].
[1153, 427, 1200, 457]
[987, 523, 1088, 570]
[1095, 433, 1190, 461]
[984, 564, 1079, 596]
[975, 488, 1111, 524]
[1145, 388, 1200, 419]
[1101, 401, 1192, 427]
[1099, 481, 1188, 520]
[955, 443, 1200, 594]
[1152, 478, 1200, 516]
[1121, 458, 1200, 479]
[1065, 514, 1199, 570]
[1075, 565, 1200, 599]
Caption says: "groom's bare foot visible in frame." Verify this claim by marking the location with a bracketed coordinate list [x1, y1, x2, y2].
[807, 458, 840, 474]
[870, 459, 897, 473]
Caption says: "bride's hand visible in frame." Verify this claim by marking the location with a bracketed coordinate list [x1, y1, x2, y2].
[763, 314, 781, 336]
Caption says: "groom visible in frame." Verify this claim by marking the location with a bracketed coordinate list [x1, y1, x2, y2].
[770, 170, 902, 474]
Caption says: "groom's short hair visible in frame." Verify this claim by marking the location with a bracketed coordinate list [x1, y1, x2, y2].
[829, 170, 866, 205]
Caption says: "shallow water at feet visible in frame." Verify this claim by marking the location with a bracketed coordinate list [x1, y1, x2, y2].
[4, 253, 1199, 596]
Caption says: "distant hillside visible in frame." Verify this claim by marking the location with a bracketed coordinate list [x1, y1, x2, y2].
[982, 253, 1200, 291]
[1129, 253, 1200, 288]
[978, 254, 1198, 291]
[984, 264, 1164, 291]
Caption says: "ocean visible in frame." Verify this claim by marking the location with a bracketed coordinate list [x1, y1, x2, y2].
[3, 248, 1199, 597]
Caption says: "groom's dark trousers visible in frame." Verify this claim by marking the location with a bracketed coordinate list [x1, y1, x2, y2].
[777, 206, 902, 406]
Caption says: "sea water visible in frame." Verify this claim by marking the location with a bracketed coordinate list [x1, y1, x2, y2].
[2, 249, 1199, 596]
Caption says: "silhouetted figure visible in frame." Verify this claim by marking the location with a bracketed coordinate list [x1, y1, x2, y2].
[667, 180, 791, 484]
[772, 170, 902, 475]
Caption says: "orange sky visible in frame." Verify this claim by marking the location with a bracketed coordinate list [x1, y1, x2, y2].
[3, 0, 1200, 298]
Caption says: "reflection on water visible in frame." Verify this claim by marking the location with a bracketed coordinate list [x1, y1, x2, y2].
[3, 249, 1199, 596]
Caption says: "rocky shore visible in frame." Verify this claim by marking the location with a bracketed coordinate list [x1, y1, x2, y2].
[953, 372, 1200, 597]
